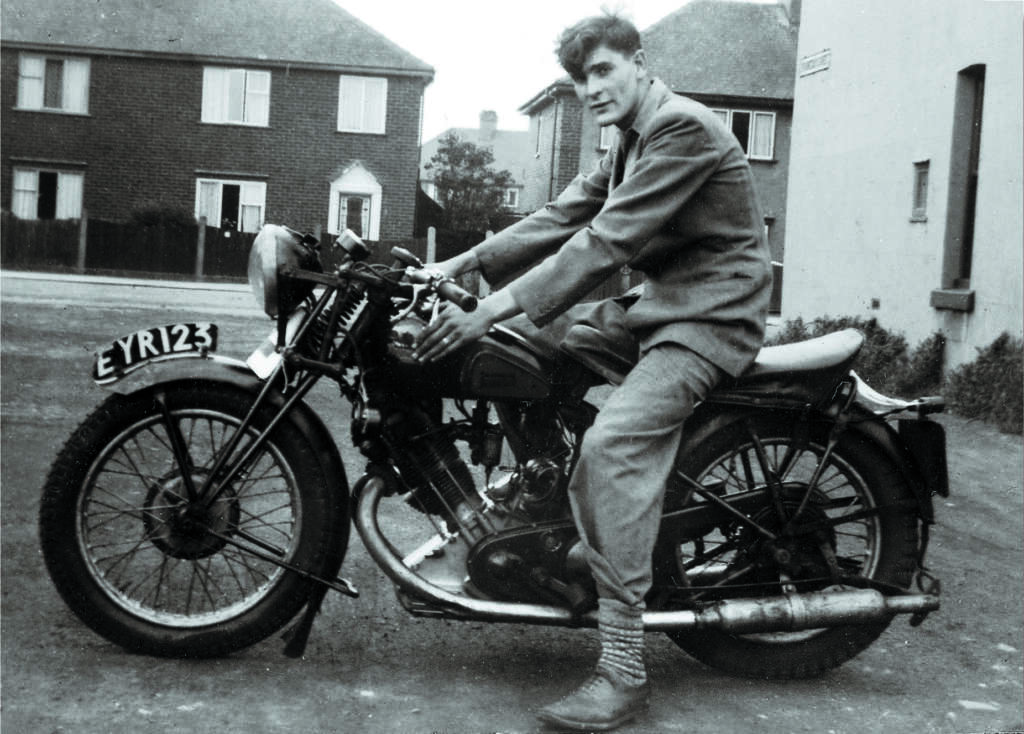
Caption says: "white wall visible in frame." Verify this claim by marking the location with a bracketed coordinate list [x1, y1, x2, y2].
[782, 0, 1023, 368]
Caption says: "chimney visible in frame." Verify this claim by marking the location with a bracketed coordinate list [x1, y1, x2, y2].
[479, 110, 498, 143]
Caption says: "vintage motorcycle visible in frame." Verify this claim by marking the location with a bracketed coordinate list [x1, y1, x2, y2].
[39, 224, 948, 679]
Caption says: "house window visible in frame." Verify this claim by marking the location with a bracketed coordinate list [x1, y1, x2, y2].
[598, 125, 616, 151]
[337, 194, 370, 236]
[11, 168, 84, 220]
[17, 54, 90, 114]
[337, 76, 387, 134]
[713, 108, 775, 160]
[504, 188, 520, 208]
[195, 179, 266, 232]
[328, 164, 382, 240]
[911, 161, 929, 222]
[202, 68, 270, 126]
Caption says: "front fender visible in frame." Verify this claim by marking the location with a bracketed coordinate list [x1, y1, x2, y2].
[101, 352, 258, 395]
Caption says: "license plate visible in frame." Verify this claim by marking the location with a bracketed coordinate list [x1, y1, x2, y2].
[93, 323, 217, 384]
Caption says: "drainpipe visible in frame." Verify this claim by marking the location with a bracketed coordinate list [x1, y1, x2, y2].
[547, 89, 559, 201]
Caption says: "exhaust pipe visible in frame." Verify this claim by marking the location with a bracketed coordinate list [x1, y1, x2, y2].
[354, 475, 939, 632]
[640, 588, 938, 632]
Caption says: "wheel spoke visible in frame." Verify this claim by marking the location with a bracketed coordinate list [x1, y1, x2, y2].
[73, 402, 304, 626]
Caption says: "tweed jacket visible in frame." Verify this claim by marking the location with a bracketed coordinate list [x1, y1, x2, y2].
[472, 78, 772, 377]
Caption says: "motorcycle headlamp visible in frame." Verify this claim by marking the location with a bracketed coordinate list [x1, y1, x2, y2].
[247, 224, 322, 317]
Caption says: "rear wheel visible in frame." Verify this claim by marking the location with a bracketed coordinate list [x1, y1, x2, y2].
[39, 381, 343, 657]
[658, 414, 920, 679]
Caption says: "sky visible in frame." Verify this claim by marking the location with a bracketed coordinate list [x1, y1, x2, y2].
[331, 0, 705, 140]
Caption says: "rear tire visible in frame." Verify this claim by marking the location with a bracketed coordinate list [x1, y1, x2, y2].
[659, 413, 920, 679]
[39, 381, 343, 658]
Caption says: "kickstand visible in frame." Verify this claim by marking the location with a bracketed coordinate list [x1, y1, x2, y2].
[282, 583, 330, 658]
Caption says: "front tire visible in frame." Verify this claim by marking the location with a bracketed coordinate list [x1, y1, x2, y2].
[39, 381, 343, 658]
[659, 413, 920, 679]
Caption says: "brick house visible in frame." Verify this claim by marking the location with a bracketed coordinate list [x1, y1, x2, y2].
[420, 110, 533, 216]
[0, 0, 433, 242]
[518, 0, 799, 310]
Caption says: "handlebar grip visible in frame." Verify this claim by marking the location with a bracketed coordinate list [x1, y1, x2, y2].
[436, 279, 478, 312]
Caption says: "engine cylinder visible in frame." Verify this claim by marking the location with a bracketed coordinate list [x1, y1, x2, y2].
[385, 406, 481, 536]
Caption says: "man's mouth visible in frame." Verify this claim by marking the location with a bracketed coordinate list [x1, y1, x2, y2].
[591, 101, 612, 113]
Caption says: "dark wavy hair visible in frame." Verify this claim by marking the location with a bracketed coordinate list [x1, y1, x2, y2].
[556, 13, 642, 82]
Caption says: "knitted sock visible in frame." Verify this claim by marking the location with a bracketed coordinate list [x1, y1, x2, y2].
[595, 597, 647, 687]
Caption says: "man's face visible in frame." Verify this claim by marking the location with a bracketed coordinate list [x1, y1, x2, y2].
[573, 44, 648, 129]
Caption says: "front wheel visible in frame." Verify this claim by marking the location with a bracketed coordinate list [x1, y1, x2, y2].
[658, 413, 920, 679]
[39, 381, 343, 657]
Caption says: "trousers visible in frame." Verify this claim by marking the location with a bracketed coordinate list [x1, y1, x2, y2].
[502, 298, 726, 605]
[567, 342, 723, 605]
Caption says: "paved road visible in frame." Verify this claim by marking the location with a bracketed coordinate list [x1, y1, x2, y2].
[2, 271, 1022, 734]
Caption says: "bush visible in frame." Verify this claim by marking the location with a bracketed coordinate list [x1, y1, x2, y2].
[945, 333, 1023, 434]
[895, 332, 946, 397]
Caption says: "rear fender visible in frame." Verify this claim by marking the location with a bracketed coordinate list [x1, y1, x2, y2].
[678, 403, 938, 523]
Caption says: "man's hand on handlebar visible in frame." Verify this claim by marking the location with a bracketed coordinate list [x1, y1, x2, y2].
[413, 289, 521, 363]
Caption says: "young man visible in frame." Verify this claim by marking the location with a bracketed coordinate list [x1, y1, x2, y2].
[414, 13, 772, 732]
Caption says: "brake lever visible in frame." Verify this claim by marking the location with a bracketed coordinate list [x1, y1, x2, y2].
[390, 282, 432, 323]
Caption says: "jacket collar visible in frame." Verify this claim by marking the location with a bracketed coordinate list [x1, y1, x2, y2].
[623, 78, 670, 138]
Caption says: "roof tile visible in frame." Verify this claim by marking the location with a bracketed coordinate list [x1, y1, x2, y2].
[0, 0, 433, 76]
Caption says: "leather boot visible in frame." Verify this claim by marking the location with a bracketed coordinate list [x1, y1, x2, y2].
[537, 598, 650, 731]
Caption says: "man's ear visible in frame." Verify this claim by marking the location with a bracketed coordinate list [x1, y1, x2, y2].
[633, 49, 648, 78]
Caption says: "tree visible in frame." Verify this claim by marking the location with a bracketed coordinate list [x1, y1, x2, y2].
[425, 132, 517, 232]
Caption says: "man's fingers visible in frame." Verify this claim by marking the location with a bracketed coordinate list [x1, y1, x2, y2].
[413, 324, 456, 362]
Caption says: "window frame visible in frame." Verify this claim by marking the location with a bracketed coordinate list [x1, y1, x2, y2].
[16, 53, 90, 114]
[911, 160, 929, 222]
[194, 178, 266, 233]
[336, 75, 387, 134]
[10, 166, 84, 220]
[503, 187, 520, 209]
[712, 107, 776, 160]
[201, 67, 271, 127]
[336, 192, 372, 237]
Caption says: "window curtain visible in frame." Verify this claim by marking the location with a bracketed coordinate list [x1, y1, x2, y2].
[56, 172, 84, 218]
[17, 55, 45, 109]
[63, 58, 90, 113]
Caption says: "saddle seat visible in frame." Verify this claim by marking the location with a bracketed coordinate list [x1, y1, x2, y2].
[559, 327, 865, 408]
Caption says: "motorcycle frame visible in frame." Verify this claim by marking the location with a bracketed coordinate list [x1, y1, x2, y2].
[98, 264, 944, 639]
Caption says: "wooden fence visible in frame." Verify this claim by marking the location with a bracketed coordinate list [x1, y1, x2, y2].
[0, 214, 781, 310]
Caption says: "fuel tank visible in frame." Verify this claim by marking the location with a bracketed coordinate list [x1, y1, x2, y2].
[387, 317, 553, 400]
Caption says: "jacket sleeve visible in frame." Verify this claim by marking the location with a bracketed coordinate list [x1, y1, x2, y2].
[471, 152, 611, 286]
[505, 113, 722, 327]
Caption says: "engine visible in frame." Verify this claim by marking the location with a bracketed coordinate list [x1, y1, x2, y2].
[383, 403, 485, 538]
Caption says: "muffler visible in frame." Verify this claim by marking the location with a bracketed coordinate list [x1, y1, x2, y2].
[640, 588, 938, 633]
[354, 475, 939, 632]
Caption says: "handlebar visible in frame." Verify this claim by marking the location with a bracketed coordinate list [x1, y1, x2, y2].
[391, 246, 478, 312]
[436, 279, 478, 312]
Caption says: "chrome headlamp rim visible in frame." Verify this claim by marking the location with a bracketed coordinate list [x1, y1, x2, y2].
[248, 225, 283, 317]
